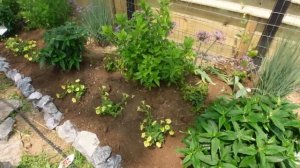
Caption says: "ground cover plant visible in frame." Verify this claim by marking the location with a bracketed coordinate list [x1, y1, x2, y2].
[179, 95, 300, 168]
[103, 54, 120, 72]
[102, 0, 195, 88]
[17, 0, 70, 29]
[39, 22, 87, 71]
[138, 101, 175, 148]
[5, 36, 39, 62]
[81, 0, 113, 46]
[182, 82, 208, 113]
[257, 38, 300, 97]
[95, 85, 129, 117]
[56, 79, 86, 103]
[0, 0, 20, 37]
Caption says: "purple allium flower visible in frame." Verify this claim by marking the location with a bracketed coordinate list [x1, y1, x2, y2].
[197, 31, 211, 43]
[214, 30, 225, 42]
[235, 55, 256, 71]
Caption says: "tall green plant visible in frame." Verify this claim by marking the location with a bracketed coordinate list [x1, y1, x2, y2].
[18, 0, 70, 29]
[257, 38, 300, 97]
[102, 0, 195, 88]
[0, 0, 20, 36]
[81, 0, 113, 46]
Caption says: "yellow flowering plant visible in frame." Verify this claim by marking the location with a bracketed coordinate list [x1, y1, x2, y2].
[56, 79, 86, 103]
[138, 101, 175, 149]
[5, 36, 39, 62]
[95, 85, 129, 117]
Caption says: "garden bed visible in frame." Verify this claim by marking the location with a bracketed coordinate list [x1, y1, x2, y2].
[0, 29, 232, 167]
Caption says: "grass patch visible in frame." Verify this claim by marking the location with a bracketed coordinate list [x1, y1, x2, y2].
[0, 74, 13, 91]
[8, 93, 32, 112]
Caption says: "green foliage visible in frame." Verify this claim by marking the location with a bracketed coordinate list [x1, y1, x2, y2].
[0, 0, 20, 36]
[17, 0, 70, 29]
[182, 82, 208, 112]
[102, 0, 195, 88]
[194, 67, 215, 85]
[179, 95, 300, 168]
[17, 153, 58, 168]
[257, 39, 300, 97]
[39, 22, 87, 71]
[137, 101, 175, 148]
[0, 74, 13, 91]
[56, 79, 86, 103]
[81, 0, 113, 45]
[5, 36, 39, 62]
[103, 54, 119, 72]
[95, 85, 129, 117]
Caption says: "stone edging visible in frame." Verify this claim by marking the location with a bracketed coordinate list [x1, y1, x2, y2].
[0, 56, 122, 168]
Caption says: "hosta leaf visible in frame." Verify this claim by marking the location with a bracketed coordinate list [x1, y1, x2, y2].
[239, 156, 256, 167]
[265, 145, 287, 155]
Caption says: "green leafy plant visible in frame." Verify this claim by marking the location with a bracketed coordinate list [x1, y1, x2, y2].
[137, 101, 175, 148]
[56, 79, 86, 103]
[179, 95, 300, 168]
[182, 82, 208, 112]
[17, 0, 70, 29]
[5, 36, 39, 62]
[0, 0, 20, 37]
[103, 54, 119, 72]
[81, 0, 113, 46]
[17, 153, 58, 168]
[102, 0, 195, 88]
[39, 22, 87, 71]
[95, 85, 129, 117]
[0, 73, 13, 91]
[257, 38, 300, 97]
[194, 67, 215, 85]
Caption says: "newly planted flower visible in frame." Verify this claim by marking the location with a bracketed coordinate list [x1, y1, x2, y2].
[138, 101, 175, 149]
[56, 79, 86, 103]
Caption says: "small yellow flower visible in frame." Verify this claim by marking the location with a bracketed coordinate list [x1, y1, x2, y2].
[61, 85, 66, 90]
[75, 79, 80, 83]
[56, 93, 60, 98]
[75, 87, 80, 92]
[144, 141, 150, 147]
[156, 142, 162, 148]
[102, 85, 106, 90]
[165, 118, 172, 124]
[140, 124, 144, 131]
[169, 130, 175, 136]
[71, 98, 77, 103]
[141, 132, 146, 138]
[24, 54, 29, 58]
[152, 121, 157, 125]
[80, 85, 85, 89]
[160, 120, 165, 124]
[67, 89, 72, 93]
[160, 127, 165, 132]
[147, 136, 152, 142]
[165, 125, 170, 130]
[28, 57, 33, 61]
[137, 106, 141, 111]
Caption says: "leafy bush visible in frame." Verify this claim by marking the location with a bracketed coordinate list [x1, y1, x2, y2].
[81, 0, 113, 45]
[102, 0, 195, 88]
[257, 39, 300, 97]
[103, 54, 119, 72]
[18, 0, 70, 29]
[5, 36, 39, 62]
[137, 101, 175, 148]
[179, 95, 300, 168]
[95, 85, 129, 117]
[56, 79, 86, 103]
[39, 22, 87, 71]
[0, 0, 20, 36]
[182, 82, 208, 112]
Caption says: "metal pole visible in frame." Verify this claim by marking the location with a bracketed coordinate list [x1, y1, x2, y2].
[254, 0, 291, 66]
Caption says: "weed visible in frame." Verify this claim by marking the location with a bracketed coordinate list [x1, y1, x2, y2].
[17, 153, 58, 168]
[103, 54, 119, 72]
[8, 93, 32, 112]
[0, 74, 13, 91]
[182, 82, 208, 112]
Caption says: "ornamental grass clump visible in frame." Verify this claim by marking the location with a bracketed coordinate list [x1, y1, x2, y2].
[138, 101, 175, 148]
[102, 0, 195, 89]
[257, 38, 300, 97]
[179, 95, 300, 168]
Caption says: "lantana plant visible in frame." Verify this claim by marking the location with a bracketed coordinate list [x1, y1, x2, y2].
[56, 79, 86, 103]
[137, 101, 175, 148]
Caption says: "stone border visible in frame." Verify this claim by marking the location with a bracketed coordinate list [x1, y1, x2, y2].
[0, 56, 122, 168]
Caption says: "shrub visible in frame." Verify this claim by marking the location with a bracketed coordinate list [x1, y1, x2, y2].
[81, 0, 113, 46]
[5, 36, 39, 62]
[39, 22, 87, 71]
[137, 101, 175, 148]
[95, 85, 129, 117]
[182, 82, 208, 112]
[179, 95, 300, 168]
[0, 0, 20, 36]
[257, 39, 300, 97]
[102, 0, 195, 89]
[18, 0, 70, 29]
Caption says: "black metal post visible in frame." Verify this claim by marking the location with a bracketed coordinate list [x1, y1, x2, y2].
[127, 0, 135, 19]
[254, 0, 291, 66]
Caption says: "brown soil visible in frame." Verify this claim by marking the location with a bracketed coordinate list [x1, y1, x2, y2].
[0, 29, 231, 168]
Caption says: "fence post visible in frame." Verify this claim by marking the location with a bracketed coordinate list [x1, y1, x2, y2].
[254, 0, 291, 66]
[127, 0, 135, 19]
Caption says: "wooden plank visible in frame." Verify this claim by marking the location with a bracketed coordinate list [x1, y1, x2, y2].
[237, 18, 258, 57]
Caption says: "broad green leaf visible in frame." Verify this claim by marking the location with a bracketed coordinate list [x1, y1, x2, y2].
[266, 155, 286, 162]
[270, 116, 285, 132]
[238, 145, 257, 155]
[239, 156, 256, 167]
[284, 120, 300, 128]
[199, 154, 218, 166]
[211, 138, 220, 161]
[265, 145, 287, 155]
